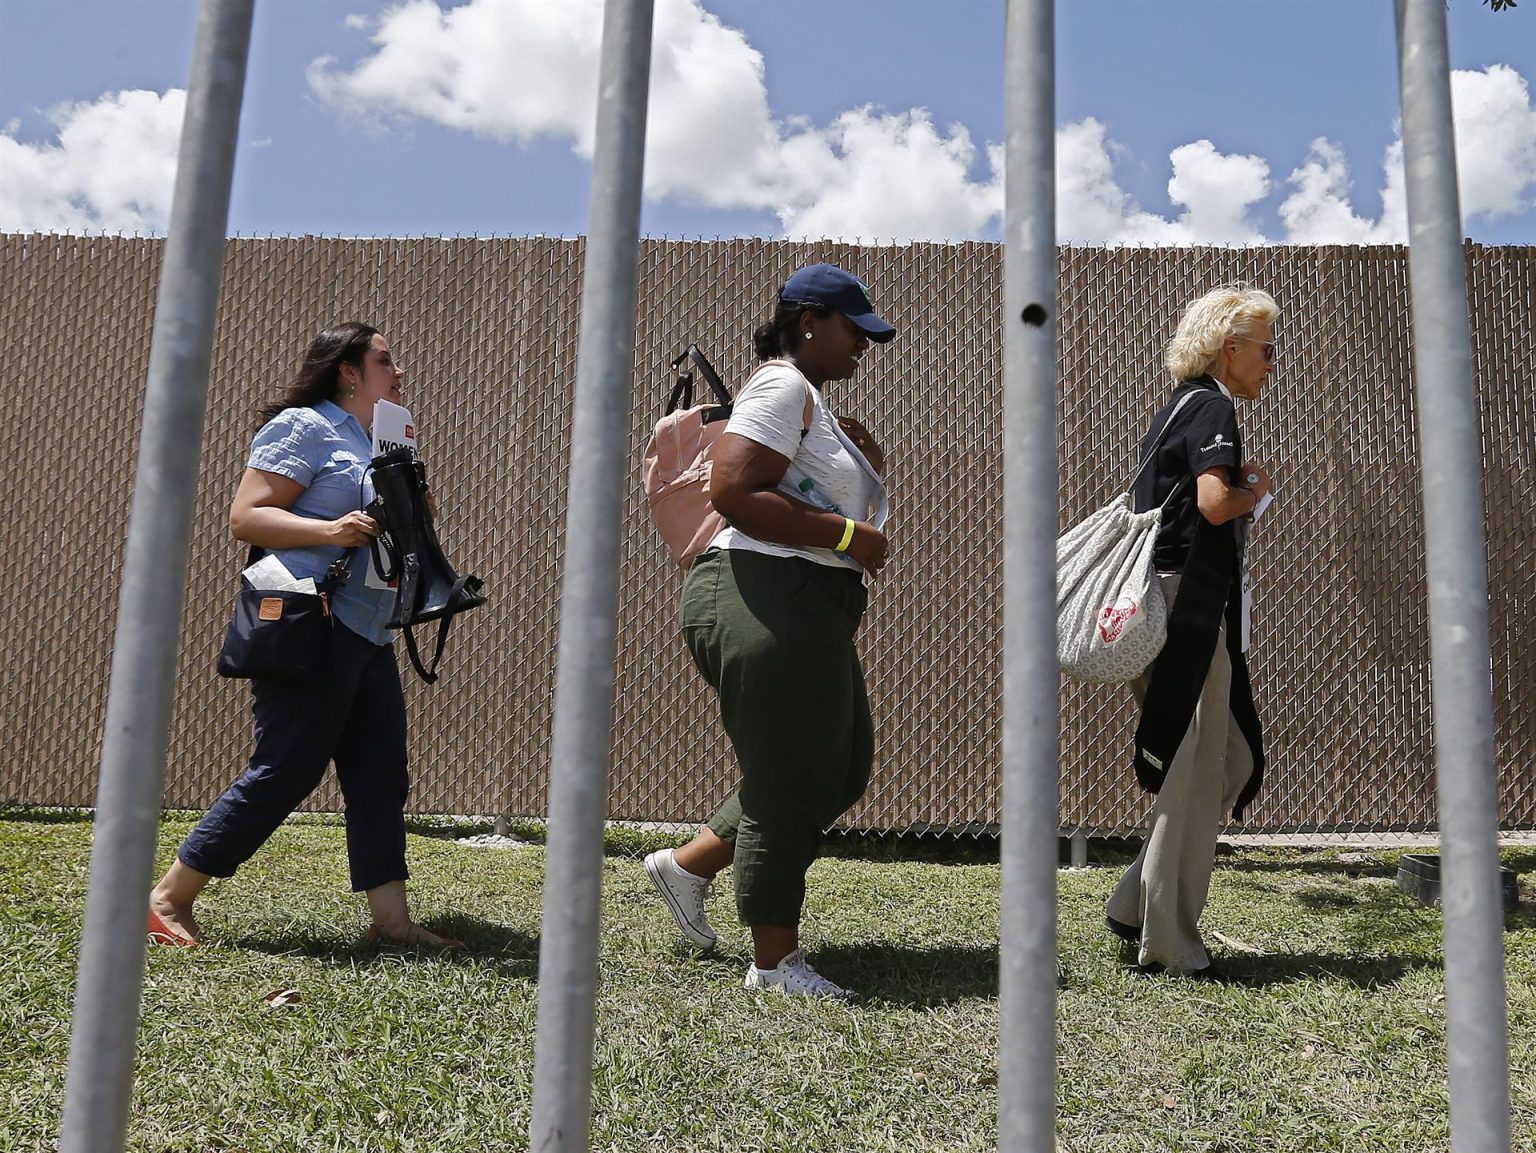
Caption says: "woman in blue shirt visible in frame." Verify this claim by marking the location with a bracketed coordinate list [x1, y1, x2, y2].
[147, 322, 457, 948]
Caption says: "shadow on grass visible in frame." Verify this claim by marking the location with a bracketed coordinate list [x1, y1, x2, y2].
[808, 942, 999, 1007]
[1213, 853, 1401, 879]
[1212, 950, 1438, 989]
[686, 941, 999, 1007]
[225, 915, 540, 980]
[1213, 844, 1536, 877]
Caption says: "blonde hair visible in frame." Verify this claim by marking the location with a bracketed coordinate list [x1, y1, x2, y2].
[1163, 285, 1279, 382]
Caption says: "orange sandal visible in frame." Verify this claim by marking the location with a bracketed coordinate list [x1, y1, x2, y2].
[365, 924, 463, 949]
[147, 907, 200, 948]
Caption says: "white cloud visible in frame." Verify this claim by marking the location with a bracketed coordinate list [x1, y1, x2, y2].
[1054, 119, 1269, 244]
[1055, 118, 1179, 244]
[1165, 141, 1270, 243]
[3, 13, 1529, 246]
[1277, 65, 1536, 243]
[1278, 137, 1405, 243]
[1451, 64, 1536, 220]
[0, 89, 184, 233]
[308, 0, 781, 209]
[310, 0, 998, 241]
[772, 110, 1002, 242]
[308, 3, 1536, 247]
[310, 0, 605, 151]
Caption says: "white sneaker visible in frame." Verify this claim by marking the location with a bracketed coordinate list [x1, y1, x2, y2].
[744, 948, 852, 1002]
[643, 848, 716, 951]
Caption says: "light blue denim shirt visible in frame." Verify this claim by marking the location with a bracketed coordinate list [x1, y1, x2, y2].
[246, 400, 395, 646]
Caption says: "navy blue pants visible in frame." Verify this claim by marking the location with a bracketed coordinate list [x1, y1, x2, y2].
[179, 623, 410, 892]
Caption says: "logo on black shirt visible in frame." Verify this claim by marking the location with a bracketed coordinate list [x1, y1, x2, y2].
[1200, 433, 1231, 453]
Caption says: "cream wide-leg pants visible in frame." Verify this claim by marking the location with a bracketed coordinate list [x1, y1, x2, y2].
[1105, 573, 1256, 973]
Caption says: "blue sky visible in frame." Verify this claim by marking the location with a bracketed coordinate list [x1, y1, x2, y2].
[2, 0, 1533, 245]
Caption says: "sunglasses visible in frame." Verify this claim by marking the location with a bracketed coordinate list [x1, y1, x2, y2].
[1235, 336, 1276, 363]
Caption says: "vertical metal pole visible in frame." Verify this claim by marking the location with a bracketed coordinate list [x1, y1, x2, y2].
[528, 1, 653, 1150]
[57, 3, 253, 1151]
[1069, 831, 1088, 868]
[1394, 3, 1511, 1151]
[1000, 2, 1058, 1151]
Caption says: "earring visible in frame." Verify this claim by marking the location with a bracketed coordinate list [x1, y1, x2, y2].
[804, 331, 814, 341]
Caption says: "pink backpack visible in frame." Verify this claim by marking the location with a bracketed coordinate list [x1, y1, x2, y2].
[642, 347, 811, 569]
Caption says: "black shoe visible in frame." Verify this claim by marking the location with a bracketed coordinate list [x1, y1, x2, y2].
[1105, 915, 1141, 944]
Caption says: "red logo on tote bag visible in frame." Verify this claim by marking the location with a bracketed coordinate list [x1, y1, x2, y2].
[1098, 597, 1138, 644]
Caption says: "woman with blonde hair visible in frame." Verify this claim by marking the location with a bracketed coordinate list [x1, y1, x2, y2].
[1103, 284, 1278, 979]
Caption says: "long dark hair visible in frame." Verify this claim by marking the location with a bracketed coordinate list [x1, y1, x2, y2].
[256, 321, 378, 424]
[752, 300, 829, 360]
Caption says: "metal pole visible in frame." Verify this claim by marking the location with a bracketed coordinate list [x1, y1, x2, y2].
[1069, 831, 1088, 868]
[1393, 3, 1511, 1151]
[1000, 2, 1059, 1151]
[57, 3, 253, 1151]
[528, 0, 653, 1149]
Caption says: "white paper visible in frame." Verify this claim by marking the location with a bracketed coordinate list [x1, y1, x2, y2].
[372, 399, 416, 459]
[1251, 491, 1274, 522]
[241, 554, 316, 595]
[366, 400, 418, 590]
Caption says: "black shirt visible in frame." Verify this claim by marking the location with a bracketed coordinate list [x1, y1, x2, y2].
[1131, 375, 1243, 571]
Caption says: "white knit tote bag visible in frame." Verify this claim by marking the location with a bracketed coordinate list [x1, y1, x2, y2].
[1056, 493, 1169, 682]
[1056, 393, 1196, 683]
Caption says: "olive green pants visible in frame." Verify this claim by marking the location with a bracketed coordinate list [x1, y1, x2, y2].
[681, 548, 873, 927]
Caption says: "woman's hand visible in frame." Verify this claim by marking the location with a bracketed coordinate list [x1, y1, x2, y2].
[837, 416, 885, 474]
[1196, 463, 1272, 525]
[1241, 462, 1272, 502]
[325, 510, 381, 548]
[845, 521, 889, 580]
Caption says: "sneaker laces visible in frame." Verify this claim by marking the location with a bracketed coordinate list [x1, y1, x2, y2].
[782, 951, 847, 998]
[671, 855, 708, 918]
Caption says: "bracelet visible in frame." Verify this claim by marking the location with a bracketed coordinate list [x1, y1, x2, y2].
[835, 516, 856, 553]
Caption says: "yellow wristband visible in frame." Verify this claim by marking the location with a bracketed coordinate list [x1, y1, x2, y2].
[835, 517, 856, 553]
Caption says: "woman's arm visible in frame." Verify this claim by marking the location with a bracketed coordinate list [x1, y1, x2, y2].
[1195, 463, 1271, 526]
[709, 433, 888, 578]
[229, 468, 379, 550]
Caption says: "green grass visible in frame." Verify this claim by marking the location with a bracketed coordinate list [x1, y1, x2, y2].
[1, 816, 1533, 1152]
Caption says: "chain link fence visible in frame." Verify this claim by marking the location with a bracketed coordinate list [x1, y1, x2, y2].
[1, 235, 1531, 839]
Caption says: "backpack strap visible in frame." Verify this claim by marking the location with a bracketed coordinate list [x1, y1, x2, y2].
[667, 344, 732, 414]
[672, 348, 817, 440]
[397, 573, 484, 684]
[1126, 390, 1200, 494]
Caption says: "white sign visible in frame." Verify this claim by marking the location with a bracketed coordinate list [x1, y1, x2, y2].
[372, 399, 416, 460]
[366, 400, 418, 590]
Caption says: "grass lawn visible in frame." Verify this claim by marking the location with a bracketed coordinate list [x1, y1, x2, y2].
[1, 813, 1533, 1152]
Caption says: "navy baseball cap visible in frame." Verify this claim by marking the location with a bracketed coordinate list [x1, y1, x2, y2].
[778, 263, 897, 343]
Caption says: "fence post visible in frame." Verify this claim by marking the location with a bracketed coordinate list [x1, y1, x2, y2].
[57, 3, 253, 1151]
[527, 0, 654, 1150]
[1393, 3, 1511, 1151]
[1000, 2, 1059, 1151]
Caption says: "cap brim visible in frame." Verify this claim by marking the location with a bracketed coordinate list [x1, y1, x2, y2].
[845, 310, 897, 343]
